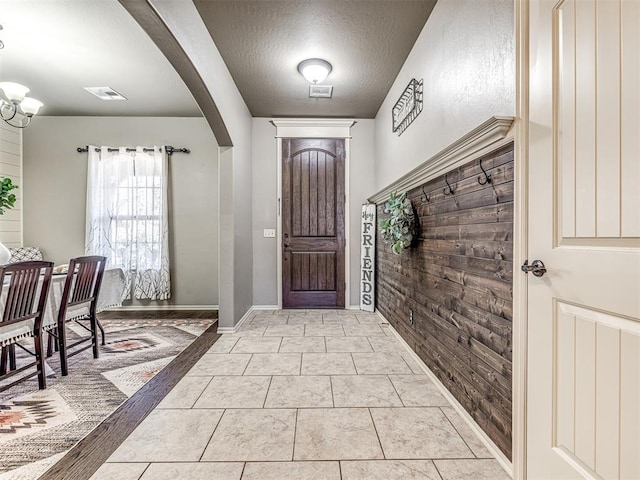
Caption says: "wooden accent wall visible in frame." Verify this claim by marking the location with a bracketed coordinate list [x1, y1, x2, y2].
[376, 145, 514, 458]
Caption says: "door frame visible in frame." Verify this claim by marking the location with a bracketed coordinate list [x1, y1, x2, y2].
[272, 119, 355, 310]
[513, 0, 530, 478]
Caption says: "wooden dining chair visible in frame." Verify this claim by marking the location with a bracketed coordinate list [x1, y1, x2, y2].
[0, 261, 54, 392]
[55, 255, 107, 376]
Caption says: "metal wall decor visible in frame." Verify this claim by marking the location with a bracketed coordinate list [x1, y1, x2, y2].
[392, 78, 423, 135]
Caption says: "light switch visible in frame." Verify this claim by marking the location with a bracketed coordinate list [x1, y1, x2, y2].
[263, 229, 276, 238]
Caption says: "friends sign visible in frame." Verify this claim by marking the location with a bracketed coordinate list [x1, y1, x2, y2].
[360, 204, 376, 312]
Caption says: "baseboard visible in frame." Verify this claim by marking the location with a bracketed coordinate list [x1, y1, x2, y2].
[215, 327, 235, 334]
[216, 306, 255, 334]
[241, 305, 364, 312]
[110, 305, 219, 311]
[375, 310, 513, 477]
[251, 305, 279, 311]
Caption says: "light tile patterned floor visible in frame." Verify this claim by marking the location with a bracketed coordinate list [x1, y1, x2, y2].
[91, 310, 510, 480]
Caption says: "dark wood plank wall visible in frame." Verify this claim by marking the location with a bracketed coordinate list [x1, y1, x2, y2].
[375, 145, 514, 458]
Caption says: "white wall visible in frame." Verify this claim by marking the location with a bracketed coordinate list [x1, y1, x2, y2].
[251, 119, 278, 306]
[22, 116, 219, 308]
[348, 120, 376, 305]
[0, 123, 22, 248]
[152, 0, 254, 328]
[374, 0, 514, 190]
[251, 118, 376, 308]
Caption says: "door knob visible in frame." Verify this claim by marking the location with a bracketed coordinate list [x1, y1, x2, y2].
[284, 243, 290, 248]
[521, 259, 546, 277]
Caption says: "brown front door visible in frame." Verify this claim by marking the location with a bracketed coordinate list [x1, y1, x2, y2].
[282, 138, 345, 308]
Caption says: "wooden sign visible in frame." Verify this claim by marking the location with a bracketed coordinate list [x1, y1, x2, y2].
[360, 204, 376, 312]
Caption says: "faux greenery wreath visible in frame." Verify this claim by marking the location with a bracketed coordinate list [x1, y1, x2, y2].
[379, 191, 416, 255]
[0, 177, 17, 215]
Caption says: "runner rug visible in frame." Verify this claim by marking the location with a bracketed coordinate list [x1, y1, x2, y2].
[0, 318, 214, 479]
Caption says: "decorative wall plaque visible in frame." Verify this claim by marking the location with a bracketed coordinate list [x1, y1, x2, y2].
[360, 203, 376, 312]
[392, 78, 423, 136]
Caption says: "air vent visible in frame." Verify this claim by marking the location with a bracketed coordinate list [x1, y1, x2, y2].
[309, 85, 333, 98]
[84, 87, 127, 101]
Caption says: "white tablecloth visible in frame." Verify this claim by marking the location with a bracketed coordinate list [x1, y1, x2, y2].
[0, 268, 126, 346]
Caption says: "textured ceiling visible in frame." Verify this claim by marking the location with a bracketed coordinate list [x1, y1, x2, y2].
[0, 0, 201, 117]
[0, 0, 436, 120]
[194, 0, 437, 118]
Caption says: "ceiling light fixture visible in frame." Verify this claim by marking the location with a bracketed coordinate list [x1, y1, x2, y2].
[297, 58, 332, 84]
[0, 82, 43, 129]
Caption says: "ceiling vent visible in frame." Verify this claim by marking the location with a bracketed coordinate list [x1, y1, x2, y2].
[84, 87, 127, 101]
[309, 85, 333, 98]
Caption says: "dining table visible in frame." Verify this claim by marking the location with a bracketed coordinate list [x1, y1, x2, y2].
[0, 267, 127, 347]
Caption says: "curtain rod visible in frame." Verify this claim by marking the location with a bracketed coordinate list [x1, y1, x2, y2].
[76, 145, 190, 155]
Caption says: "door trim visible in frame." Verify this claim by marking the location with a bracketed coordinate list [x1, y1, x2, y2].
[513, 0, 530, 478]
[272, 119, 355, 310]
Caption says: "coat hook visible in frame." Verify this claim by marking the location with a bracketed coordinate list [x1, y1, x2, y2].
[443, 174, 456, 196]
[478, 158, 492, 185]
[420, 185, 431, 203]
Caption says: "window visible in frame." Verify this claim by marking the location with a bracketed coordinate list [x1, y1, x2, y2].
[85, 146, 170, 300]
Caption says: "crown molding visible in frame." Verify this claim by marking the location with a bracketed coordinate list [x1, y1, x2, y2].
[271, 118, 356, 138]
[368, 115, 515, 204]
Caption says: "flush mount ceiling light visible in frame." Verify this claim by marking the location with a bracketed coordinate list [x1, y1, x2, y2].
[297, 58, 332, 84]
[0, 82, 44, 129]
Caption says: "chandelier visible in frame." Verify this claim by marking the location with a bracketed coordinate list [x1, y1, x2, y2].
[0, 82, 43, 128]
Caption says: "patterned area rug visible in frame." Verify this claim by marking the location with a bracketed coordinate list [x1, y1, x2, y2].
[0, 318, 214, 479]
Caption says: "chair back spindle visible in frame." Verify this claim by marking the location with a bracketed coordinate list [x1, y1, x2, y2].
[56, 256, 107, 376]
[0, 261, 54, 391]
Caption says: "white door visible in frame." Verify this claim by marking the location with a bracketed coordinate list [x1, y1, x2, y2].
[527, 0, 640, 479]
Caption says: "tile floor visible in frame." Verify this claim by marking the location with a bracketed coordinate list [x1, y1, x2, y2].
[90, 310, 511, 480]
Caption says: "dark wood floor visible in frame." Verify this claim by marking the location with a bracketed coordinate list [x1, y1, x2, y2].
[99, 309, 218, 319]
[39, 322, 221, 480]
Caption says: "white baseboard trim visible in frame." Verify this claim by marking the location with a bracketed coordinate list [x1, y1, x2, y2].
[251, 305, 280, 311]
[217, 306, 256, 334]
[109, 305, 218, 311]
[255, 305, 363, 311]
[376, 310, 513, 477]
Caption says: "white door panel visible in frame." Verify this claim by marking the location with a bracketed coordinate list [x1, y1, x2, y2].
[527, 0, 640, 479]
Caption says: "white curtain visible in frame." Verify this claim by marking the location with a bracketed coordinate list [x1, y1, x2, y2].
[85, 145, 171, 300]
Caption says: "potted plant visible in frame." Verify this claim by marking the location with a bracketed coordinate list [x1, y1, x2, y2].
[0, 177, 18, 264]
[379, 191, 417, 255]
